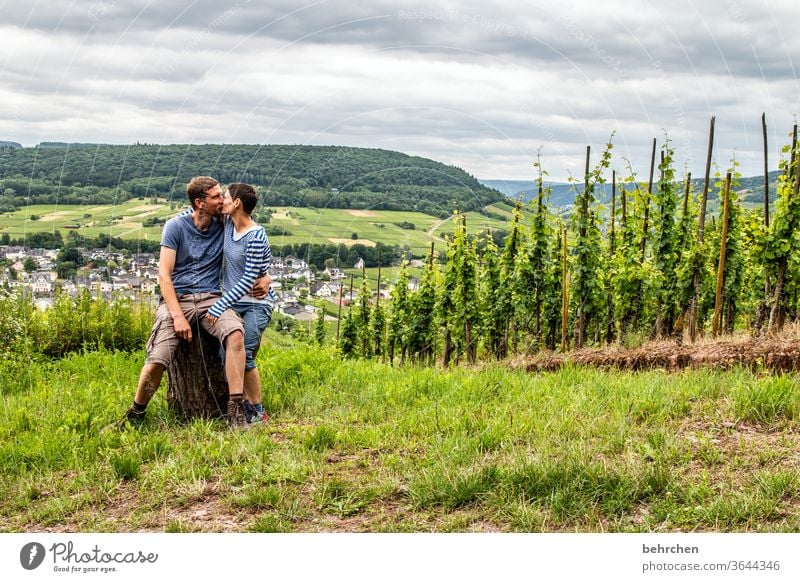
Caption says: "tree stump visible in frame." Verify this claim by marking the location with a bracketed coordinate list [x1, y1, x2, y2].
[166, 329, 229, 420]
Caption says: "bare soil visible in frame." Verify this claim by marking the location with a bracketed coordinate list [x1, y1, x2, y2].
[511, 336, 800, 373]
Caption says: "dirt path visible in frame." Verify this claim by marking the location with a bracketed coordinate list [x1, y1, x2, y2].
[426, 213, 455, 237]
[511, 337, 800, 373]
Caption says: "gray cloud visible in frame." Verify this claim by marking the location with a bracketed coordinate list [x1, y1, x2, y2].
[1, 0, 798, 180]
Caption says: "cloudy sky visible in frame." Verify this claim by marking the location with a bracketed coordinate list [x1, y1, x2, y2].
[1, 0, 798, 180]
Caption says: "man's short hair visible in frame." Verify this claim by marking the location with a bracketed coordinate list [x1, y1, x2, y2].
[227, 183, 258, 215]
[186, 176, 219, 208]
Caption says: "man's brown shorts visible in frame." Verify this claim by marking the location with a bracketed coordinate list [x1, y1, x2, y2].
[144, 292, 244, 367]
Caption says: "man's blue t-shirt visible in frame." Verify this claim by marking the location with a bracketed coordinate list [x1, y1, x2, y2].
[160, 212, 223, 294]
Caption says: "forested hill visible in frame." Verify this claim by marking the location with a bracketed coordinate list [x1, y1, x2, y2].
[0, 144, 504, 218]
[488, 171, 782, 208]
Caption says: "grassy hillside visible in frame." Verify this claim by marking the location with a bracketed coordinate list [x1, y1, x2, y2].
[0, 199, 175, 242]
[0, 201, 509, 255]
[1, 345, 798, 532]
[265, 206, 507, 255]
[0, 144, 506, 218]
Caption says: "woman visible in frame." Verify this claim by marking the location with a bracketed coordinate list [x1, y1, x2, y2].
[205, 183, 276, 424]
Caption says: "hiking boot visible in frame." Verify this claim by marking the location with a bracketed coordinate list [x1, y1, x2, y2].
[227, 399, 250, 431]
[109, 404, 145, 431]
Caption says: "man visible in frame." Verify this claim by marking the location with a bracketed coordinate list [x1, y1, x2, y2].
[205, 183, 277, 424]
[119, 176, 268, 430]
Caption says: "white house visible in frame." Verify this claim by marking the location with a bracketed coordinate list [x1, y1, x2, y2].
[311, 282, 335, 298]
[59, 281, 77, 295]
[112, 277, 131, 290]
[323, 267, 346, 280]
[137, 267, 159, 280]
[32, 274, 54, 295]
[284, 256, 309, 271]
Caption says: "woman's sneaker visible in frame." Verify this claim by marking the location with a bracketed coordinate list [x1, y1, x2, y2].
[245, 402, 269, 425]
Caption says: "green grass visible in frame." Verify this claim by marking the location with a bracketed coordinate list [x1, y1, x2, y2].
[266, 206, 507, 254]
[0, 199, 175, 242]
[0, 202, 509, 253]
[1, 347, 799, 532]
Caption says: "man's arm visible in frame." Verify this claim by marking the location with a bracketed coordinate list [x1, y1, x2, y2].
[158, 246, 193, 342]
[251, 273, 271, 298]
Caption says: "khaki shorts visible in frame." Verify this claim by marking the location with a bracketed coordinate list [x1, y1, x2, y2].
[145, 292, 244, 367]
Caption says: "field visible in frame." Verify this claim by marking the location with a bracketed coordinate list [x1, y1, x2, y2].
[266, 207, 508, 254]
[0, 202, 510, 254]
[0, 199, 177, 242]
[1, 344, 799, 533]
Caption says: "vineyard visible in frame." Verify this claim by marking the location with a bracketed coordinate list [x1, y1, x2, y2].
[338, 118, 800, 366]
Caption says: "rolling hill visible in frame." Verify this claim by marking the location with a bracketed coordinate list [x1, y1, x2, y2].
[0, 144, 505, 218]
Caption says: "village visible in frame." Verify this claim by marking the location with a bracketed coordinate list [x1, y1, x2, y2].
[0, 245, 417, 323]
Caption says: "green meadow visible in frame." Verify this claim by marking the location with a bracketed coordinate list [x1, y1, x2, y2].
[0, 202, 510, 254]
[266, 207, 508, 255]
[0, 199, 176, 242]
[1, 344, 799, 532]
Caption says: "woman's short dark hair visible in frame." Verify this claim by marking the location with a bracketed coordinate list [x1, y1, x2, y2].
[227, 183, 258, 214]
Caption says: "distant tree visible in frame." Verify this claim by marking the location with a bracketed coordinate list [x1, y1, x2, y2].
[355, 276, 372, 357]
[56, 245, 84, 279]
[23, 257, 37, 273]
[407, 247, 439, 363]
[387, 263, 410, 363]
[339, 308, 358, 357]
[370, 303, 386, 359]
[314, 305, 326, 345]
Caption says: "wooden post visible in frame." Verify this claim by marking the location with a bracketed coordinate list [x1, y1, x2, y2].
[621, 175, 627, 236]
[610, 170, 616, 255]
[688, 116, 716, 341]
[640, 137, 657, 261]
[768, 124, 800, 333]
[712, 172, 732, 336]
[681, 172, 692, 228]
[349, 274, 354, 303]
[762, 113, 772, 316]
[606, 170, 616, 343]
[561, 228, 569, 352]
[762, 113, 770, 228]
[576, 146, 590, 349]
[535, 180, 545, 344]
[336, 283, 343, 341]
[376, 256, 381, 309]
